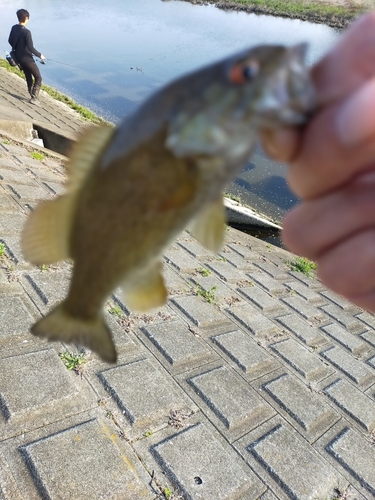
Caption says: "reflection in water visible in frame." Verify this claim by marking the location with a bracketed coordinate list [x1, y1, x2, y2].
[0, 0, 340, 220]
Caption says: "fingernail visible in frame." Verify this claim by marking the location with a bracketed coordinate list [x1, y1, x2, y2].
[336, 78, 375, 146]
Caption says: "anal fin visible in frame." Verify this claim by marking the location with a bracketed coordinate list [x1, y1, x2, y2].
[191, 196, 226, 252]
[121, 262, 167, 312]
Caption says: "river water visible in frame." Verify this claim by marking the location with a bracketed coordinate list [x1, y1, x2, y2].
[0, 0, 341, 223]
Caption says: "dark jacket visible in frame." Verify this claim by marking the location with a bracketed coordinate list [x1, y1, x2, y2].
[8, 24, 41, 62]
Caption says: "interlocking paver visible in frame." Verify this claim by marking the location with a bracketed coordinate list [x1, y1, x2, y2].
[1, 65, 375, 499]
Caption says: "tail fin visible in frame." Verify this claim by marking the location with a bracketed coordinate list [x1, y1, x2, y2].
[31, 303, 117, 363]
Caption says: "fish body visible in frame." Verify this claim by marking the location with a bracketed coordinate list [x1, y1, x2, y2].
[22, 44, 315, 363]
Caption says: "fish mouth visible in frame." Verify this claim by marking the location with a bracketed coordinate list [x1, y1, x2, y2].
[253, 43, 316, 128]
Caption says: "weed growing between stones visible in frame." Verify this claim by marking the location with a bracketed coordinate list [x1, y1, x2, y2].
[59, 351, 87, 375]
[196, 284, 217, 303]
[198, 268, 211, 277]
[288, 256, 317, 277]
[30, 151, 44, 161]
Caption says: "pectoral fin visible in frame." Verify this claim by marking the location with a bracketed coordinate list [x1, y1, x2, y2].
[191, 196, 226, 252]
[121, 262, 167, 312]
[21, 195, 75, 265]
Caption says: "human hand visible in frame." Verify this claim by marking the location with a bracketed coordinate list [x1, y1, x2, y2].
[262, 11, 375, 311]
[40, 54, 46, 60]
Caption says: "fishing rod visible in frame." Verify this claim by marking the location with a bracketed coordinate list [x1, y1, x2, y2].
[37, 58, 82, 70]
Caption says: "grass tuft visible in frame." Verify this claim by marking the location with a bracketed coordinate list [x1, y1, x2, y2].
[288, 256, 317, 277]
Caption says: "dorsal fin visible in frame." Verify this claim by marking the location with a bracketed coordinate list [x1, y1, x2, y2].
[67, 124, 115, 193]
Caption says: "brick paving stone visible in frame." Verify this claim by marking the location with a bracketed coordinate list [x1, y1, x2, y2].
[281, 295, 326, 322]
[366, 355, 375, 370]
[141, 320, 214, 371]
[165, 248, 200, 273]
[254, 261, 289, 280]
[0, 193, 21, 212]
[0, 236, 28, 266]
[320, 289, 361, 312]
[151, 422, 265, 500]
[357, 311, 375, 330]
[285, 281, 326, 304]
[239, 285, 287, 314]
[7, 182, 50, 202]
[213, 329, 279, 379]
[0, 212, 26, 235]
[42, 181, 65, 196]
[227, 243, 261, 259]
[0, 167, 34, 184]
[288, 270, 323, 289]
[171, 295, 230, 329]
[206, 260, 246, 283]
[249, 271, 286, 295]
[220, 250, 255, 270]
[261, 373, 339, 442]
[19, 418, 154, 500]
[23, 268, 71, 306]
[0, 296, 35, 338]
[236, 418, 342, 500]
[98, 358, 194, 434]
[227, 303, 280, 336]
[322, 304, 366, 332]
[178, 240, 215, 260]
[187, 365, 274, 437]
[271, 338, 333, 382]
[320, 346, 375, 389]
[322, 323, 370, 355]
[191, 273, 242, 305]
[360, 330, 375, 349]
[276, 314, 327, 346]
[325, 427, 375, 497]
[163, 265, 189, 295]
[324, 378, 375, 432]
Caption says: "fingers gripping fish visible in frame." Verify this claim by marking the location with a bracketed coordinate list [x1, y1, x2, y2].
[22, 44, 315, 363]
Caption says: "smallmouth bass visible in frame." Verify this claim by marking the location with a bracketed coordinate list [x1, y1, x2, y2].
[22, 44, 315, 363]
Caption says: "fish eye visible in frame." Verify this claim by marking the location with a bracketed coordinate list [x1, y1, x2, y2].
[243, 63, 259, 80]
[229, 60, 259, 84]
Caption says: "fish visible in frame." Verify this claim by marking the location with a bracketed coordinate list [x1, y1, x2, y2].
[21, 44, 315, 363]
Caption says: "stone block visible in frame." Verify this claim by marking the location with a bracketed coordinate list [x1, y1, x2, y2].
[357, 311, 375, 330]
[19, 418, 154, 500]
[0, 193, 21, 212]
[43, 181, 65, 196]
[7, 183, 50, 202]
[141, 320, 213, 371]
[326, 427, 375, 497]
[220, 250, 255, 270]
[0, 212, 26, 235]
[178, 240, 214, 260]
[254, 261, 289, 280]
[0, 167, 33, 184]
[239, 285, 287, 314]
[324, 378, 375, 432]
[190, 274, 241, 304]
[206, 260, 246, 283]
[98, 358, 194, 435]
[288, 270, 323, 289]
[227, 304, 279, 336]
[261, 373, 339, 442]
[322, 323, 369, 355]
[151, 422, 265, 500]
[187, 366, 274, 438]
[22, 270, 71, 312]
[271, 338, 333, 382]
[320, 346, 375, 389]
[281, 295, 326, 322]
[361, 330, 375, 349]
[320, 289, 361, 312]
[285, 281, 326, 304]
[276, 314, 327, 346]
[248, 272, 286, 295]
[171, 295, 230, 329]
[0, 296, 35, 338]
[236, 418, 342, 500]
[213, 329, 279, 379]
[322, 304, 365, 332]
[228, 243, 261, 259]
[165, 248, 199, 273]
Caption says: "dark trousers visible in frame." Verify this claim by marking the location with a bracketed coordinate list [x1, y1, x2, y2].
[20, 58, 42, 97]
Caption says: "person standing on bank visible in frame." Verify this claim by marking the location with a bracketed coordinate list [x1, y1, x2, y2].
[8, 9, 46, 104]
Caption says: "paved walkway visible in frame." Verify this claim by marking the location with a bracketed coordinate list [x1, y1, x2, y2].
[0, 66, 374, 500]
